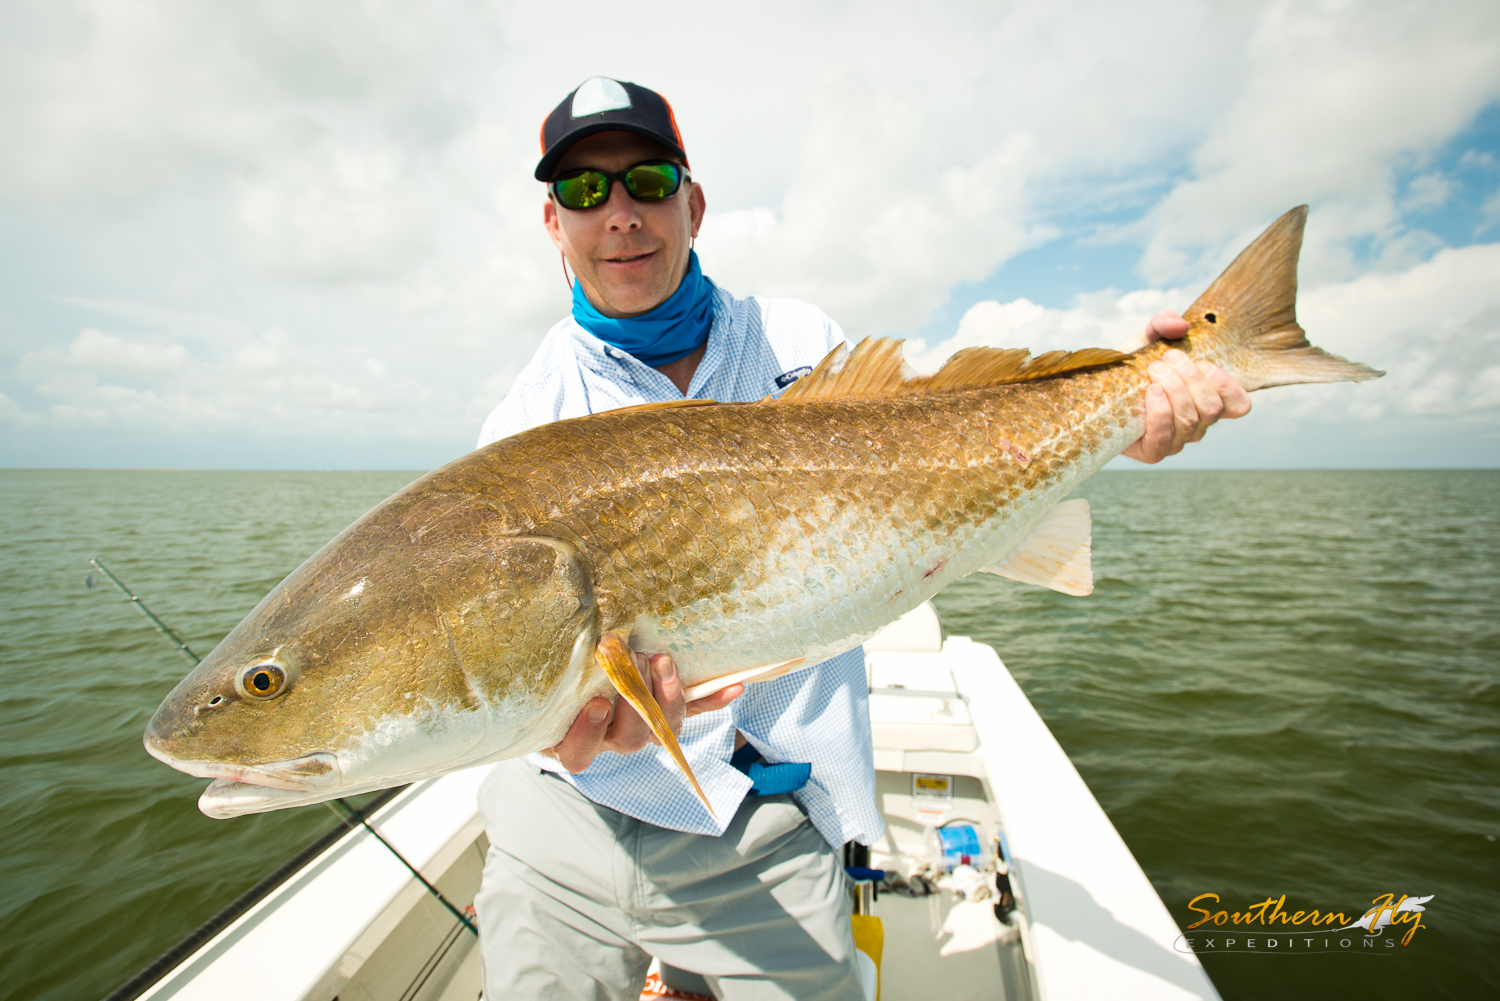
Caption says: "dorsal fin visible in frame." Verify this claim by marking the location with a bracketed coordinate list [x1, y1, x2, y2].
[777, 337, 1130, 402]
[778, 338, 915, 401]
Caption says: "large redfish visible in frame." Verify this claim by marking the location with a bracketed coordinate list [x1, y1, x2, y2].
[145, 206, 1380, 818]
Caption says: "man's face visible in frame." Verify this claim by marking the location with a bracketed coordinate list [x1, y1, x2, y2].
[544, 131, 706, 318]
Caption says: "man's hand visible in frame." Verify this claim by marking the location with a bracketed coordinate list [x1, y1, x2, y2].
[548, 652, 744, 774]
[1120, 309, 1252, 464]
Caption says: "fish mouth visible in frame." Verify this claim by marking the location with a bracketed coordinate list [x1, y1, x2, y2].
[144, 742, 341, 792]
[144, 735, 344, 814]
[196, 777, 337, 819]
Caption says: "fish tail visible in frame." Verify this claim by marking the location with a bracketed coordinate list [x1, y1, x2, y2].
[1175, 205, 1383, 391]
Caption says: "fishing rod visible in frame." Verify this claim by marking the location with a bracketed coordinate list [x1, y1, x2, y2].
[88, 557, 202, 666]
[323, 799, 477, 935]
[91, 557, 477, 937]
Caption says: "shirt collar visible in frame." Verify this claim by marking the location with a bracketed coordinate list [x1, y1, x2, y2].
[566, 286, 732, 400]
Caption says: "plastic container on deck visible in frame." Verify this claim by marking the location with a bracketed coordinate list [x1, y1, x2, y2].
[925, 822, 993, 873]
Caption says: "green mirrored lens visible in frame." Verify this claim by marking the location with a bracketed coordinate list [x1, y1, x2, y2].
[555, 171, 608, 208]
[553, 162, 681, 209]
[624, 163, 681, 200]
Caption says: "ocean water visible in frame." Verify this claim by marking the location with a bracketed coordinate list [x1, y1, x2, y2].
[934, 469, 1500, 999]
[1, 469, 1495, 1000]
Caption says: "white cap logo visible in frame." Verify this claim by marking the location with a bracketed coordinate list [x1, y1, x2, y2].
[571, 77, 632, 118]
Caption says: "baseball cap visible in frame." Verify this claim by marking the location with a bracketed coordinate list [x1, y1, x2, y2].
[535, 77, 689, 182]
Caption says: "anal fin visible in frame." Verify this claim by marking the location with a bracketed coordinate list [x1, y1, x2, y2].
[682, 657, 807, 703]
[981, 499, 1093, 596]
[595, 633, 715, 816]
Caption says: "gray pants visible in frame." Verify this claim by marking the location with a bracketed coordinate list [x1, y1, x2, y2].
[474, 759, 863, 1000]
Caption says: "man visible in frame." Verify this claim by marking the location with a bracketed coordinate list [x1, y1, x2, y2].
[472, 77, 1249, 1001]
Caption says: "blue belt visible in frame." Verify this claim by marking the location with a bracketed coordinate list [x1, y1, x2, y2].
[730, 742, 811, 796]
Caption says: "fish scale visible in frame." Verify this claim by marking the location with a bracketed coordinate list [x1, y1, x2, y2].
[500, 382, 1133, 682]
[143, 206, 1384, 818]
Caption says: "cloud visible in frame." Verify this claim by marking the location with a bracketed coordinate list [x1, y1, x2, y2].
[51, 297, 249, 343]
[1136, 0, 1500, 287]
[905, 288, 1186, 373]
[0, 0, 1259, 337]
[701, 124, 1040, 337]
[0, 1, 492, 210]
[1296, 241, 1500, 422]
[231, 149, 437, 283]
[0, 0, 1497, 467]
[909, 240, 1500, 462]
[694, 1, 1259, 336]
[0, 391, 38, 427]
[50, 329, 190, 377]
[16, 321, 491, 441]
[1484, 185, 1500, 228]
[1400, 172, 1453, 213]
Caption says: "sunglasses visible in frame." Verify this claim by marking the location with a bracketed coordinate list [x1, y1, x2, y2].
[549, 160, 688, 210]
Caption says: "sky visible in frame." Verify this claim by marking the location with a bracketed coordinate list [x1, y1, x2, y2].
[1, 0, 1498, 470]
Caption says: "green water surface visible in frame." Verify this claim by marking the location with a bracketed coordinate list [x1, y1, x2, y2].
[1, 470, 1496, 999]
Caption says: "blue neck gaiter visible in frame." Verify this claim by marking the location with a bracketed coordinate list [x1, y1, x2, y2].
[571, 250, 716, 368]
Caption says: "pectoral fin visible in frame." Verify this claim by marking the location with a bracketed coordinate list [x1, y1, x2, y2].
[682, 657, 807, 703]
[981, 499, 1093, 596]
[595, 633, 714, 816]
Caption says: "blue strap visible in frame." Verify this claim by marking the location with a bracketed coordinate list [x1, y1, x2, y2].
[730, 743, 811, 796]
[747, 760, 812, 796]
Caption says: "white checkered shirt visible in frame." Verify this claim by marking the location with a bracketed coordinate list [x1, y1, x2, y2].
[477, 282, 884, 849]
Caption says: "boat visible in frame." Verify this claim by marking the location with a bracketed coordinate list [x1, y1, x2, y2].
[108, 602, 1221, 1001]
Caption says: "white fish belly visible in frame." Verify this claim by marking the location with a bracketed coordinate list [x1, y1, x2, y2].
[632, 420, 1138, 686]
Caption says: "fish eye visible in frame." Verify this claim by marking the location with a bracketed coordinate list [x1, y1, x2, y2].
[238, 662, 289, 701]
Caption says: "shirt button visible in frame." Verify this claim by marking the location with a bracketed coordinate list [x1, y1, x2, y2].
[608, 348, 625, 359]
